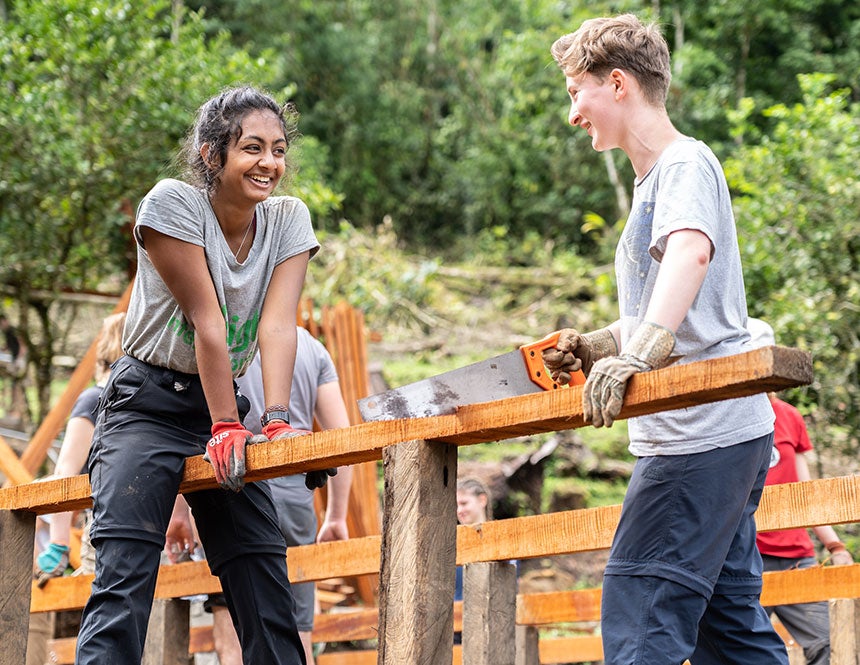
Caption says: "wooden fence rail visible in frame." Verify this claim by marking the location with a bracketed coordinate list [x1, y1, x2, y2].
[42, 561, 860, 664]
[0, 345, 822, 665]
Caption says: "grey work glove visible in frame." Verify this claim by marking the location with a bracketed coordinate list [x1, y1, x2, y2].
[542, 327, 618, 384]
[583, 321, 676, 428]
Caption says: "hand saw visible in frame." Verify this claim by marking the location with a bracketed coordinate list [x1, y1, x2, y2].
[358, 331, 586, 421]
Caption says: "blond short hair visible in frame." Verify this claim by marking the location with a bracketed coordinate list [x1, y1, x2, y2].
[551, 14, 671, 106]
[94, 312, 126, 383]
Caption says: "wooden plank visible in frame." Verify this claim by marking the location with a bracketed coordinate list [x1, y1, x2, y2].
[0, 346, 811, 514]
[517, 588, 603, 625]
[46, 637, 76, 665]
[0, 435, 32, 485]
[27, 492, 860, 612]
[141, 598, 190, 665]
[439, 345, 810, 446]
[190, 625, 215, 653]
[0, 510, 36, 665]
[378, 440, 457, 665]
[317, 651, 378, 665]
[772, 620, 806, 664]
[313, 608, 381, 643]
[27, 612, 55, 665]
[758, 473, 860, 530]
[516, 564, 860, 626]
[317, 648, 464, 665]
[16, 282, 132, 476]
[829, 598, 860, 665]
[538, 636, 603, 664]
[31, 559, 221, 613]
[515, 625, 540, 665]
[463, 562, 517, 665]
[321, 302, 380, 606]
[49, 603, 460, 660]
[760, 563, 860, 606]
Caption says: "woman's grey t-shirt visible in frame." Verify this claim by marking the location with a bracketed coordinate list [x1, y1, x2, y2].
[124, 178, 319, 377]
[237, 327, 339, 502]
[618, 138, 774, 456]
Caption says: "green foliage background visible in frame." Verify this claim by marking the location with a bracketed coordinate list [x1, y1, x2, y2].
[1, 0, 859, 460]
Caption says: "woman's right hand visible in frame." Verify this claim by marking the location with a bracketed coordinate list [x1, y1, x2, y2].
[203, 421, 253, 491]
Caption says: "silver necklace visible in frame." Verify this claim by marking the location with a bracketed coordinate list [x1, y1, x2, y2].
[234, 215, 254, 259]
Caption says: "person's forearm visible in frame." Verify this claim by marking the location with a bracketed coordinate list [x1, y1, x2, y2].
[53, 417, 94, 477]
[325, 466, 353, 523]
[812, 525, 843, 549]
[258, 325, 296, 412]
[48, 511, 74, 547]
[195, 325, 240, 424]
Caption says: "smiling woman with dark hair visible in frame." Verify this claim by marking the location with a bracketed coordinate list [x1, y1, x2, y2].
[75, 86, 319, 665]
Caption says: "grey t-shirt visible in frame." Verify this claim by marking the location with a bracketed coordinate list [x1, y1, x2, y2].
[124, 179, 319, 376]
[618, 138, 773, 456]
[237, 327, 339, 501]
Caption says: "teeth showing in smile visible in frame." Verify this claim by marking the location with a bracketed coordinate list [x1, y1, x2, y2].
[249, 175, 270, 183]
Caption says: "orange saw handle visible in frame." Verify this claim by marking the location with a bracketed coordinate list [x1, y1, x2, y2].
[520, 331, 587, 391]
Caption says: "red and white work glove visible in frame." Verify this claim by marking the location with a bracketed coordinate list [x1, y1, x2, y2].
[583, 321, 676, 428]
[542, 327, 618, 384]
[203, 420, 253, 492]
[250, 421, 337, 490]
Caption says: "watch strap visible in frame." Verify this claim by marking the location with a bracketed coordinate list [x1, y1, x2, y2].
[261, 410, 291, 428]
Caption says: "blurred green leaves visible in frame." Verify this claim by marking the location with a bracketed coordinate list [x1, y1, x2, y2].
[727, 74, 860, 452]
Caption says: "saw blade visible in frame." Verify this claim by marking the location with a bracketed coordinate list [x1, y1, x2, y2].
[358, 349, 544, 421]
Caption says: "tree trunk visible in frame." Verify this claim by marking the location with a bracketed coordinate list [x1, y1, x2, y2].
[603, 151, 630, 219]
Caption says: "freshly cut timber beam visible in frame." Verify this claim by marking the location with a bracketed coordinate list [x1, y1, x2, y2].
[28, 474, 860, 613]
[0, 435, 32, 485]
[462, 562, 518, 665]
[0, 510, 36, 665]
[1, 346, 811, 514]
[377, 440, 458, 665]
[43, 565, 860, 665]
[515, 564, 860, 625]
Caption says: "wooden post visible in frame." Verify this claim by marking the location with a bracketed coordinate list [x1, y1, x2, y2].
[829, 597, 860, 665]
[462, 561, 517, 665]
[377, 440, 457, 665]
[515, 625, 540, 665]
[0, 435, 33, 485]
[27, 612, 56, 665]
[141, 598, 191, 665]
[0, 509, 36, 665]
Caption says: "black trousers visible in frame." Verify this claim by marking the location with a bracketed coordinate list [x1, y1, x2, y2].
[75, 355, 306, 665]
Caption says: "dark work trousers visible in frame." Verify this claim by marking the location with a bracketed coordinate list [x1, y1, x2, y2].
[75, 355, 306, 665]
[601, 432, 789, 665]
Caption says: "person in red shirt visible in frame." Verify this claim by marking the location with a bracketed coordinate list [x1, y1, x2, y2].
[749, 318, 853, 665]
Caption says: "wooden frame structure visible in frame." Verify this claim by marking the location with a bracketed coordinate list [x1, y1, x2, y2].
[0, 344, 829, 665]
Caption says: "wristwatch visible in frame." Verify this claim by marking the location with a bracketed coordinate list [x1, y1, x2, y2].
[260, 410, 291, 428]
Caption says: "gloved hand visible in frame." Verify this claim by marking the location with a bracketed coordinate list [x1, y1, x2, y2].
[252, 421, 336, 490]
[203, 420, 253, 492]
[583, 321, 676, 428]
[826, 541, 854, 566]
[261, 420, 311, 441]
[542, 327, 618, 384]
[305, 467, 338, 490]
[35, 542, 70, 587]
